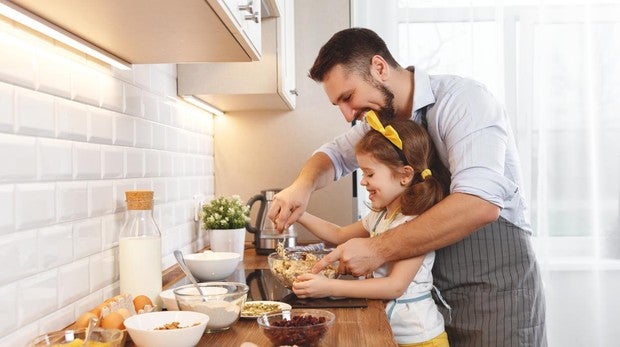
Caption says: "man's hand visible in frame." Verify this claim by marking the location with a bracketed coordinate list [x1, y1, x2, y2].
[311, 237, 385, 277]
[267, 185, 311, 232]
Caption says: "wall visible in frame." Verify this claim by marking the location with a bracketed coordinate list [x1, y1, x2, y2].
[214, 0, 354, 243]
[0, 19, 214, 346]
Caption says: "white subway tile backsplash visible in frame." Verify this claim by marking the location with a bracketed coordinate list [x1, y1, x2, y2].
[57, 181, 88, 222]
[165, 126, 178, 152]
[145, 149, 160, 177]
[1, 21, 215, 344]
[18, 270, 58, 326]
[0, 322, 38, 347]
[158, 101, 172, 125]
[0, 282, 18, 336]
[152, 178, 167, 203]
[132, 65, 150, 89]
[0, 31, 36, 89]
[38, 304, 75, 338]
[89, 249, 117, 291]
[58, 259, 90, 307]
[38, 138, 73, 181]
[101, 213, 123, 250]
[89, 181, 115, 217]
[56, 99, 87, 141]
[15, 87, 55, 137]
[0, 185, 14, 235]
[38, 224, 73, 269]
[101, 145, 124, 179]
[125, 148, 144, 178]
[143, 92, 158, 122]
[15, 183, 55, 230]
[71, 64, 100, 106]
[166, 178, 180, 202]
[135, 118, 152, 148]
[0, 133, 37, 182]
[113, 113, 135, 146]
[36, 52, 72, 99]
[100, 74, 124, 112]
[0, 82, 14, 132]
[73, 218, 102, 259]
[160, 151, 173, 177]
[74, 142, 101, 179]
[151, 123, 166, 150]
[124, 83, 142, 117]
[88, 108, 113, 144]
[0, 230, 38, 284]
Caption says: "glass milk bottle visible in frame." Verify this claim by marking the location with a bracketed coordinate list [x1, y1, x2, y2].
[119, 190, 162, 307]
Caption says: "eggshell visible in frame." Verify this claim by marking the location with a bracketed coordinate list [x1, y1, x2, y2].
[133, 295, 153, 312]
[75, 312, 100, 329]
[101, 311, 125, 330]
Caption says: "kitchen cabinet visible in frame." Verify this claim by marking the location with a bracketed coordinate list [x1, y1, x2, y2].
[177, 0, 296, 111]
[4, 0, 277, 63]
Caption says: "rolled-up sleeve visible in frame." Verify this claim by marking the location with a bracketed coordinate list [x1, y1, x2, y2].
[314, 122, 369, 181]
[439, 82, 518, 209]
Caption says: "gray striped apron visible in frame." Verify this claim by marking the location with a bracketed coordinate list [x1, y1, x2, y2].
[432, 217, 547, 347]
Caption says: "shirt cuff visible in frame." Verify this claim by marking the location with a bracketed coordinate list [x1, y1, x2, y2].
[450, 167, 519, 209]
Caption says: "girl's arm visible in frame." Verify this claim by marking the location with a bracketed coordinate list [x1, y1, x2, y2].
[293, 254, 425, 299]
[297, 212, 368, 245]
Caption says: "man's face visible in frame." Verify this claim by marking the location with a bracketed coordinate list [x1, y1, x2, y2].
[322, 64, 395, 122]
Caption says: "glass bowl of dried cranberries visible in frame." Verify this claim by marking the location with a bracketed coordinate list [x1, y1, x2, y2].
[257, 309, 335, 346]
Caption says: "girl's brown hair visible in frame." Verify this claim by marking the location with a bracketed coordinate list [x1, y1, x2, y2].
[355, 118, 450, 216]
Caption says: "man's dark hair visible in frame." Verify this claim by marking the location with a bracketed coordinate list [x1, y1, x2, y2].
[309, 27, 401, 82]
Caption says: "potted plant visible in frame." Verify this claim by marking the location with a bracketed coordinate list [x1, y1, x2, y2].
[201, 195, 250, 260]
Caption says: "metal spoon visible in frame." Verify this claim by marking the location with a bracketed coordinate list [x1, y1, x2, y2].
[81, 316, 98, 347]
[173, 250, 204, 296]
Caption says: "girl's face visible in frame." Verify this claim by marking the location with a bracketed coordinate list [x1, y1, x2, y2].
[357, 152, 408, 212]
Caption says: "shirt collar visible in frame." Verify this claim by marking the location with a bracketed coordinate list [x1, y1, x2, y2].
[407, 66, 435, 115]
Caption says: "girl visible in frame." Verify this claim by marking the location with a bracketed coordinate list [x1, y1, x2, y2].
[293, 111, 451, 347]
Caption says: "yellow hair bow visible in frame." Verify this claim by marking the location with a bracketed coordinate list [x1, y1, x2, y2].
[365, 111, 403, 150]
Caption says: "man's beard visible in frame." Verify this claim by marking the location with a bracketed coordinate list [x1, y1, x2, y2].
[373, 80, 396, 121]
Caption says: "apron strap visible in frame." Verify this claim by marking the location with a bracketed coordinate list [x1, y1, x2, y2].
[432, 285, 452, 324]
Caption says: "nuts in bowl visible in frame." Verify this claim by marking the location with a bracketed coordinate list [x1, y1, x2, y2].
[257, 309, 336, 346]
[267, 250, 338, 288]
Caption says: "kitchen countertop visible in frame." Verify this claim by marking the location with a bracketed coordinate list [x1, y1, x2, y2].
[135, 247, 398, 347]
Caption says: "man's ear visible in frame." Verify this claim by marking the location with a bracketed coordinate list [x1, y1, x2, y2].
[370, 55, 390, 81]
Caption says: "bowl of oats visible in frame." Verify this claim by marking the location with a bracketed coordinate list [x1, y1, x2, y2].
[123, 311, 208, 347]
[267, 250, 338, 289]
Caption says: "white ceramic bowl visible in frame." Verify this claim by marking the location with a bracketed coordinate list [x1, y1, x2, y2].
[123, 311, 209, 347]
[159, 289, 178, 311]
[184, 250, 241, 281]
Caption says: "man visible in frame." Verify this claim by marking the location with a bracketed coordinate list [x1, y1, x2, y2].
[268, 28, 546, 346]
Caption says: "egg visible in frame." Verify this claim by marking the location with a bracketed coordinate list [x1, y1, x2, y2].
[101, 311, 125, 330]
[75, 312, 100, 329]
[115, 308, 131, 319]
[89, 303, 107, 317]
[133, 295, 153, 312]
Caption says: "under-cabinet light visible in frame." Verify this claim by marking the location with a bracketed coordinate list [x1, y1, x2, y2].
[182, 95, 225, 116]
[0, 0, 132, 70]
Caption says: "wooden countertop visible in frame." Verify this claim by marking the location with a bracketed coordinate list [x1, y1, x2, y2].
[139, 248, 398, 347]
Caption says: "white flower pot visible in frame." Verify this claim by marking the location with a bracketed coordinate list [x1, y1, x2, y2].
[208, 228, 246, 260]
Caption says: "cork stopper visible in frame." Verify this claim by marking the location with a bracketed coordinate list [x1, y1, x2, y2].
[125, 190, 154, 210]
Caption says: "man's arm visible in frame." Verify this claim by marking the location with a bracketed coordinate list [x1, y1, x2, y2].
[313, 192, 500, 276]
[268, 152, 335, 231]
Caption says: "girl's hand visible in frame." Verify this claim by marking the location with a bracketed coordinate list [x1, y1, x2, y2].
[292, 273, 332, 298]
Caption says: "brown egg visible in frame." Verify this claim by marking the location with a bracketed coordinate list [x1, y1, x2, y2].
[75, 312, 100, 329]
[115, 308, 131, 319]
[101, 311, 125, 330]
[133, 295, 153, 312]
[89, 303, 107, 317]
